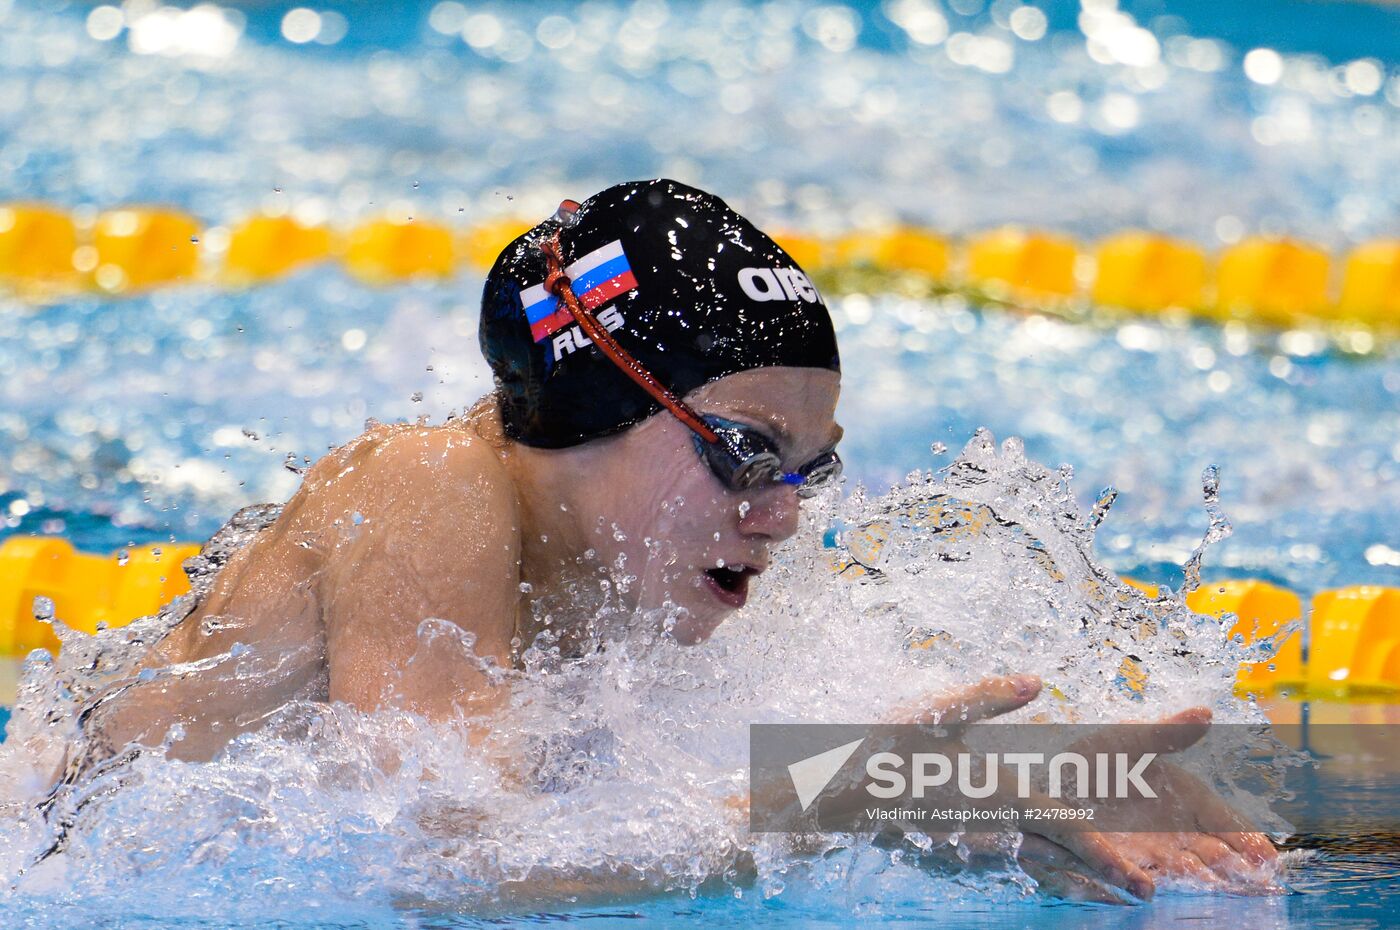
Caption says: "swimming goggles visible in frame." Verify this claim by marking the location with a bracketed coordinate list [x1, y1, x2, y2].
[538, 223, 842, 498]
[693, 415, 842, 497]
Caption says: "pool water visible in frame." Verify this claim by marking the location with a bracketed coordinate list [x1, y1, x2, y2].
[1, 0, 1399, 927]
[4, 699, 1400, 929]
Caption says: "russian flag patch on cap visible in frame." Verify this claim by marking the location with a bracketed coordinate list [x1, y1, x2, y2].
[521, 240, 638, 343]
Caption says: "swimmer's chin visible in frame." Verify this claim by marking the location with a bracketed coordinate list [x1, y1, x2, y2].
[639, 568, 754, 644]
[664, 577, 750, 645]
[667, 613, 727, 646]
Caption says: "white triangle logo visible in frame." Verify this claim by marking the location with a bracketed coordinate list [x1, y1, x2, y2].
[788, 738, 865, 812]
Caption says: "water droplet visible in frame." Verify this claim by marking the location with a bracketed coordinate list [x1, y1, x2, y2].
[242, 428, 260, 441]
[1086, 486, 1118, 530]
[1180, 465, 1234, 595]
[738, 500, 751, 518]
[930, 442, 947, 456]
[410, 391, 424, 403]
[518, 581, 533, 594]
[31, 595, 54, 622]
[116, 549, 130, 566]
[351, 511, 364, 525]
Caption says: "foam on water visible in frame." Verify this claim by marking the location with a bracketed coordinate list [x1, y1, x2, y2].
[0, 431, 1275, 921]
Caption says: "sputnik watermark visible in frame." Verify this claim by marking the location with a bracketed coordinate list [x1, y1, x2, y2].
[863, 750, 1157, 801]
[749, 722, 1320, 834]
[789, 741, 1155, 812]
[864, 805, 1022, 822]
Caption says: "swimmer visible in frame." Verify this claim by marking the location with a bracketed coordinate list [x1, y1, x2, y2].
[68, 179, 1275, 901]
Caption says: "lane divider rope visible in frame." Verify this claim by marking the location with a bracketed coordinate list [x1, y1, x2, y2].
[1, 204, 1397, 331]
[0, 533, 1394, 700]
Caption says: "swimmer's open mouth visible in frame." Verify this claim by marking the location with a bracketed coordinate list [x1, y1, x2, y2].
[702, 564, 762, 608]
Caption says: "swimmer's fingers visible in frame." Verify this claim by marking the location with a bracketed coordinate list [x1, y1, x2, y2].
[1150, 760, 1278, 871]
[1070, 707, 1213, 758]
[1016, 839, 1131, 905]
[1214, 830, 1279, 868]
[1186, 788, 1279, 876]
[1032, 828, 1155, 901]
[1121, 832, 1279, 893]
[892, 674, 1042, 728]
[1020, 860, 1128, 904]
[1207, 838, 1285, 896]
[1186, 833, 1268, 883]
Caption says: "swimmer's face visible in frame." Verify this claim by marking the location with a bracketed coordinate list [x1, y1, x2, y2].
[577, 366, 842, 644]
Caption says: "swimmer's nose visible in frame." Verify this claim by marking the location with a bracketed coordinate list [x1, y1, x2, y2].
[737, 484, 800, 542]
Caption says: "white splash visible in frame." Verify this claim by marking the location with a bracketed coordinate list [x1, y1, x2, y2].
[0, 432, 1270, 921]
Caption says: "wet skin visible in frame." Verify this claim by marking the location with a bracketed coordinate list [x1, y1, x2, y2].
[86, 364, 1277, 899]
[100, 367, 841, 755]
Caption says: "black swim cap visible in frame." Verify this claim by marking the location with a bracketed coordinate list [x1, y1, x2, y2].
[479, 179, 841, 448]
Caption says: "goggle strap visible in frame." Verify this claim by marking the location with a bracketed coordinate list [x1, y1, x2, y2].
[540, 232, 720, 446]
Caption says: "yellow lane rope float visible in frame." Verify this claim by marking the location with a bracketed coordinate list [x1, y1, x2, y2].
[1, 203, 1398, 329]
[0, 536, 201, 655]
[0, 533, 1396, 701]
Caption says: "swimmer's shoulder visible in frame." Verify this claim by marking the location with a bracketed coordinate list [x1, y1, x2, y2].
[283, 395, 520, 547]
[171, 399, 520, 662]
[309, 401, 526, 673]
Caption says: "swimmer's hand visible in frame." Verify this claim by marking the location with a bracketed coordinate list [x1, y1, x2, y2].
[881, 672, 1044, 728]
[1048, 707, 1280, 894]
[990, 707, 1278, 901]
[736, 678, 1278, 903]
[728, 675, 1043, 826]
[747, 675, 1159, 902]
[891, 685, 1279, 900]
[880, 674, 1159, 902]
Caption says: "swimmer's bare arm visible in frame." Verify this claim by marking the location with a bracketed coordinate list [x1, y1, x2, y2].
[317, 426, 523, 723]
[71, 425, 522, 767]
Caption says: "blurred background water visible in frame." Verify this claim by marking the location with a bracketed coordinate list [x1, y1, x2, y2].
[2, 0, 1397, 601]
[1, 1, 1399, 926]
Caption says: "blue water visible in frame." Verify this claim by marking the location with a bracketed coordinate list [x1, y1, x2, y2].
[0, 0, 1396, 598]
[1, 0, 1399, 926]
[160, 0, 1400, 63]
[2, 694, 1399, 929]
